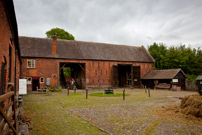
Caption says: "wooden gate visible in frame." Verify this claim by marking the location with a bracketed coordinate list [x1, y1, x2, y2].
[112, 65, 119, 87]
[0, 90, 17, 135]
[132, 66, 141, 87]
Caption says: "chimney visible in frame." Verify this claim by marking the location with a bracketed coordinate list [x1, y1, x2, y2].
[52, 34, 57, 55]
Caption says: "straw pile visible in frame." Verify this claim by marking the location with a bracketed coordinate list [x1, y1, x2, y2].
[180, 94, 202, 117]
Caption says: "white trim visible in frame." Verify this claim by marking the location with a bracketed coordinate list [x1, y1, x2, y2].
[27, 59, 35, 68]
[40, 77, 44, 83]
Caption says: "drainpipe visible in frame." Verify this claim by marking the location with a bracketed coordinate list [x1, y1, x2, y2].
[14, 49, 17, 96]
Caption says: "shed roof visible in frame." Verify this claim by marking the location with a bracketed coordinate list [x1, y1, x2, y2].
[19, 36, 155, 62]
[196, 75, 202, 80]
[141, 69, 186, 79]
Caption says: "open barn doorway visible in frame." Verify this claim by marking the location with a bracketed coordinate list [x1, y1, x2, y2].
[118, 64, 132, 87]
[113, 65, 141, 88]
[60, 63, 85, 89]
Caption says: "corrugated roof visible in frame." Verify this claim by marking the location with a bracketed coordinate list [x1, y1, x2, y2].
[196, 75, 202, 80]
[141, 69, 186, 79]
[19, 36, 155, 62]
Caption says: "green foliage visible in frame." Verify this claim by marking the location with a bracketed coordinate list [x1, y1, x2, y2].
[186, 74, 198, 81]
[56, 86, 62, 92]
[63, 67, 71, 77]
[47, 86, 62, 92]
[47, 87, 55, 92]
[46, 27, 75, 40]
[148, 43, 202, 76]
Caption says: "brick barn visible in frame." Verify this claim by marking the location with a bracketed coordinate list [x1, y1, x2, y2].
[19, 36, 155, 91]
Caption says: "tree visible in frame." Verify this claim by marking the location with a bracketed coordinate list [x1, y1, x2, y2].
[148, 42, 202, 78]
[148, 42, 167, 70]
[46, 27, 75, 40]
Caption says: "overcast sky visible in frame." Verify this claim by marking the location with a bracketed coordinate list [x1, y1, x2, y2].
[14, 0, 202, 48]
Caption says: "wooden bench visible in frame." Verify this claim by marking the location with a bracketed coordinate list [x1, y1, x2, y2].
[37, 87, 47, 94]
[104, 89, 114, 94]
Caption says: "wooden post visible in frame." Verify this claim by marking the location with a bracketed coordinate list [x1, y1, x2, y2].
[67, 87, 69, 96]
[74, 85, 76, 93]
[148, 87, 150, 97]
[145, 86, 147, 93]
[86, 89, 88, 99]
[123, 87, 125, 100]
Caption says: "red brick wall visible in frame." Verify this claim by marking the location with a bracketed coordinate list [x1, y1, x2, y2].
[0, 1, 20, 94]
[21, 57, 153, 90]
[85, 60, 153, 87]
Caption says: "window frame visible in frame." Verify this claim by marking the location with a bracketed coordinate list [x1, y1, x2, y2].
[27, 59, 35, 68]
[40, 77, 44, 83]
[25, 77, 32, 84]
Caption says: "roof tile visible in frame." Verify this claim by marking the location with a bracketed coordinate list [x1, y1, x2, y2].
[19, 36, 155, 62]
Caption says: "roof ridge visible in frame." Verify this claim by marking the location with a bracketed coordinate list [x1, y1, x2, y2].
[19, 36, 155, 62]
[20, 36, 142, 48]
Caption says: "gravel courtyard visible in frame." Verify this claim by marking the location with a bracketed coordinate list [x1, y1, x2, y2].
[21, 88, 202, 135]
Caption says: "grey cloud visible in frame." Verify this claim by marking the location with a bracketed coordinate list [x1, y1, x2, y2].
[14, 0, 202, 48]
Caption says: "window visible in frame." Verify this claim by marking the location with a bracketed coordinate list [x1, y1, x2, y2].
[1, 62, 6, 96]
[40, 78, 44, 83]
[27, 59, 35, 68]
[26, 78, 32, 84]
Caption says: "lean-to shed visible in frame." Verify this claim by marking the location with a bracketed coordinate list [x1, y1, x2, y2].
[141, 69, 186, 90]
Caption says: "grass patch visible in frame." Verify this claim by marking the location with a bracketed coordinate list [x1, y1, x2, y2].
[21, 89, 201, 134]
[22, 93, 107, 135]
[89, 92, 130, 97]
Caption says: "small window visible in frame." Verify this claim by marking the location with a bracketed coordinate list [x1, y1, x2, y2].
[27, 59, 35, 68]
[40, 78, 44, 83]
[27, 78, 32, 84]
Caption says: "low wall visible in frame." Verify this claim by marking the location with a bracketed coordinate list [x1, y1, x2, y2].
[185, 79, 198, 91]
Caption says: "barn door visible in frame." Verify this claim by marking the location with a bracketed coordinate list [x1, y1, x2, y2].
[180, 78, 185, 90]
[112, 65, 119, 87]
[132, 66, 141, 87]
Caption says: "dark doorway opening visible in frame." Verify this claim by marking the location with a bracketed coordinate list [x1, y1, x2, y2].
[113, 65, 141, 88]
[60, 63, 85, 89]
[118, 65, 132, 87]
[132, 66, 141, 88]
[32, 78, 39, 91]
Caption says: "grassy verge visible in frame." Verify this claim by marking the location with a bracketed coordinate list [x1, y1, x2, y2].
[22, 93, 107, 135]
[21, 89, 200, 134]
[89, 92, 130, 97]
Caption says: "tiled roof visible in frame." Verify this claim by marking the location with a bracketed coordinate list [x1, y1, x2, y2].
[19, 36, 155, 62]
[196, 75, 202, 80]
[141, 69, 186, 79]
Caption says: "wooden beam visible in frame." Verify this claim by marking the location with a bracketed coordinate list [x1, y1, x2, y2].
[2, 101, 13, 112]
[0, 91, 14, 103]
[60, 64, 67, 70]
[0, 106, 16, 133]
[79, 64, 85, 71]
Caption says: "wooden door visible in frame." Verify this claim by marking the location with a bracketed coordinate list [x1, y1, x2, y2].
[132, 66, 141, 87]
[112, 65, 119, 87]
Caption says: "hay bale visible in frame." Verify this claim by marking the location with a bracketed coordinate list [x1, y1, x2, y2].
[180, 94, 202, 117]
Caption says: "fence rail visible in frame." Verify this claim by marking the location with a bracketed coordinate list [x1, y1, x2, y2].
[0, 91, 17, 135]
